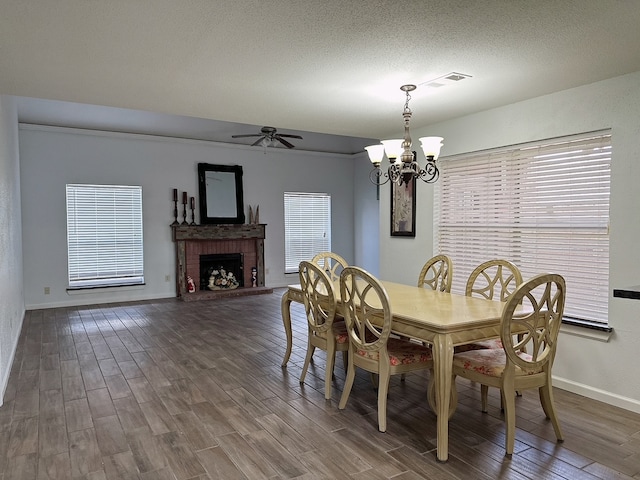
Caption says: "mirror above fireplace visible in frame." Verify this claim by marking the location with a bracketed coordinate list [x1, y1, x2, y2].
[197, 163, 245, 224]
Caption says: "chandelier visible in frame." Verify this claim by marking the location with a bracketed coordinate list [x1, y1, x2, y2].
[365, 84, 443, 186]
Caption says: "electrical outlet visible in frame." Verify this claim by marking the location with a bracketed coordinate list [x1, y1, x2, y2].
[265, 268, 270, 275]
[44, 287, 50, 295]
[165, 275, 171, 282]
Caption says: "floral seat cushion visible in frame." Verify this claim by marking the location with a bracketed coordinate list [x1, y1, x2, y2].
[332, 320, 349, 344]
[356, 338, 433, 366]
[312, 319, 349, 344]
[453, 348, 539, 377]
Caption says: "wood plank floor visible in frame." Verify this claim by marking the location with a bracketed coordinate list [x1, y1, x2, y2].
[1, 288, 639, 479]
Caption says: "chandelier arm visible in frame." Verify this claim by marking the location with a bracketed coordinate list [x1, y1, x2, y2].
[369, 166, 390, 185]
[416, 159, 440, 183]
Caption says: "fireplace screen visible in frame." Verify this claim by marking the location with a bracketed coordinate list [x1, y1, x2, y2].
[199, 253, 244, 290]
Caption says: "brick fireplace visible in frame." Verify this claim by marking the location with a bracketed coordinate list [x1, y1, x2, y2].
[172, 224, 270, 300]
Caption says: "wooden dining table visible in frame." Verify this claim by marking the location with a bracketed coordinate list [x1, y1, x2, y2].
[280, 280, 507, 462]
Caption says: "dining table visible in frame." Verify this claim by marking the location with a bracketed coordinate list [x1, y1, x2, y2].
[280, 280, 508, 462]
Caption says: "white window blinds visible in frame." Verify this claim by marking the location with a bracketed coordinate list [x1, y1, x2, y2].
[284, 192, 331, 273]
[435, 131, 611, 324]
[66, 184, 144, 288]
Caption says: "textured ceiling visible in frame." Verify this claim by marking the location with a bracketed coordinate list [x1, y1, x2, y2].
[3, 0, 640, 154]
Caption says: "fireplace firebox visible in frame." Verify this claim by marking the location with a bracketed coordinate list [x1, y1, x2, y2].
[199, 253, 243, 291]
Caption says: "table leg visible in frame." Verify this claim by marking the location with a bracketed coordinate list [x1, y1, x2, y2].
[280, 290, 293, 367]
[432, 333, 454, 462]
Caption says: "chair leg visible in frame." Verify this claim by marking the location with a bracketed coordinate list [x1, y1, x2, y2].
[338, 359, 356, 410]
[539, 384, 564, 442]
[502, 384, 517, 456]
[377, 372, 391, 433]
[299, 343, 315, 384]
[369, 372, 379, 389]
[324, 345, 336, 400]
[481, 384, 489, 412]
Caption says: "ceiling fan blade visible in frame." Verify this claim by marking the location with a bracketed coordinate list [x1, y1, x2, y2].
[232, 134, 262, 138]
[277, 134, 303, 139]
[275, 136, 296, 148]
[251, 137, 266, 146]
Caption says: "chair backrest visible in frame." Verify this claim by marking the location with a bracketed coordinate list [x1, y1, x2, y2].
[417, 254, 452, 292]
[311, 251, 348, 282]
[466, 259, 523, 301]
[298, 261, 338, 335]
[500, 273, 566, 373]
[339, 266, 393, 356]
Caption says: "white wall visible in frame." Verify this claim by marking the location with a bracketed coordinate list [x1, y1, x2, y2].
[19, 126, 357, 308]
[379, 71, 640, 412]
[353, 153, 380, 276]
[0, 95, 25, 405]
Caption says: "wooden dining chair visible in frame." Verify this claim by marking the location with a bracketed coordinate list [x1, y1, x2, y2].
[461, 259, 524, 350]
[338, 266, 433, 432]
[417, 254, 452, 292]
[452, 273, 566, 456]
[311, 251, 348, 283]
[460, 259, 525, 409]
[466, 259, 523, 302]
[298, 261, 349, 400]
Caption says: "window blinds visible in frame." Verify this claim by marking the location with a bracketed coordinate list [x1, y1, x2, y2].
[284, 192, 331, 274]
[434, 131, 611, 324]
[66, 184, 144, 288]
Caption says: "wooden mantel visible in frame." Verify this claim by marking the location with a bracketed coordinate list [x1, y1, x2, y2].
[172, 224, 267, 299]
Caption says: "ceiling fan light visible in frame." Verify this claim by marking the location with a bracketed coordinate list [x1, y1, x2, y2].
[381, 139, 403, 161]
[365, 144, 385, 165]
[419, 136, 444, 159]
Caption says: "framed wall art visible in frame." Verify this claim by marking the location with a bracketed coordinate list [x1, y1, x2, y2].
[390, 176, 416, 237]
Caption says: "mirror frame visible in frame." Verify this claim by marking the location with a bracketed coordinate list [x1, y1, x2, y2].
[197, 163, 245, 224]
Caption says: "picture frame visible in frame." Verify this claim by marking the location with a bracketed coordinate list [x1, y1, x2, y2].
[390, 176, 416, 237]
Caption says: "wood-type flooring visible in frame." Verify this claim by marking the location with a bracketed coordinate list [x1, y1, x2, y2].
[1, 288, 639, 479]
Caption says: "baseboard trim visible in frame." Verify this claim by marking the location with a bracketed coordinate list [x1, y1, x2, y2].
[553, 376, 640, 414]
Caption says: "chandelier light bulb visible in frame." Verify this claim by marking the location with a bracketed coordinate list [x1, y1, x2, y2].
[365, 144, 385, 165]
[381, 139, 404, 162]
[419, 136, 444, 159]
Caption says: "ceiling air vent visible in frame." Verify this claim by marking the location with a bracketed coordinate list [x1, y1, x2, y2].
[420, 72, 472, 89]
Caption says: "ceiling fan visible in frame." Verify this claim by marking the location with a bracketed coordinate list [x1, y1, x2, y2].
[232, 126, 303, 149]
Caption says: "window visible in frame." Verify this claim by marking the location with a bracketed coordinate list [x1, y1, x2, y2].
[284, 192, 331, 273]
[66, 184, 144, 288]
[435, 131, 611, 325]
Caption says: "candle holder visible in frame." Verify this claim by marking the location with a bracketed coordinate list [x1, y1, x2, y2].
[182, 203, 188, 225]
[171, 189, 179, 225]
[171, 199, 179, 225]
[190, 197, 196, 225]
[181, 191, 188, 225]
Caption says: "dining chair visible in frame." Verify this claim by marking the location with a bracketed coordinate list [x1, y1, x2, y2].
[460, 259, 525, 409]
[466, 259, 523, 301]
[461, 259, 524, 350]
[298, 261, 349, 400]
[417, 254, 452, 292]
[451, 273, 566, 456]
[311, 251, 348, 283]
[338, 266, 433, 432]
